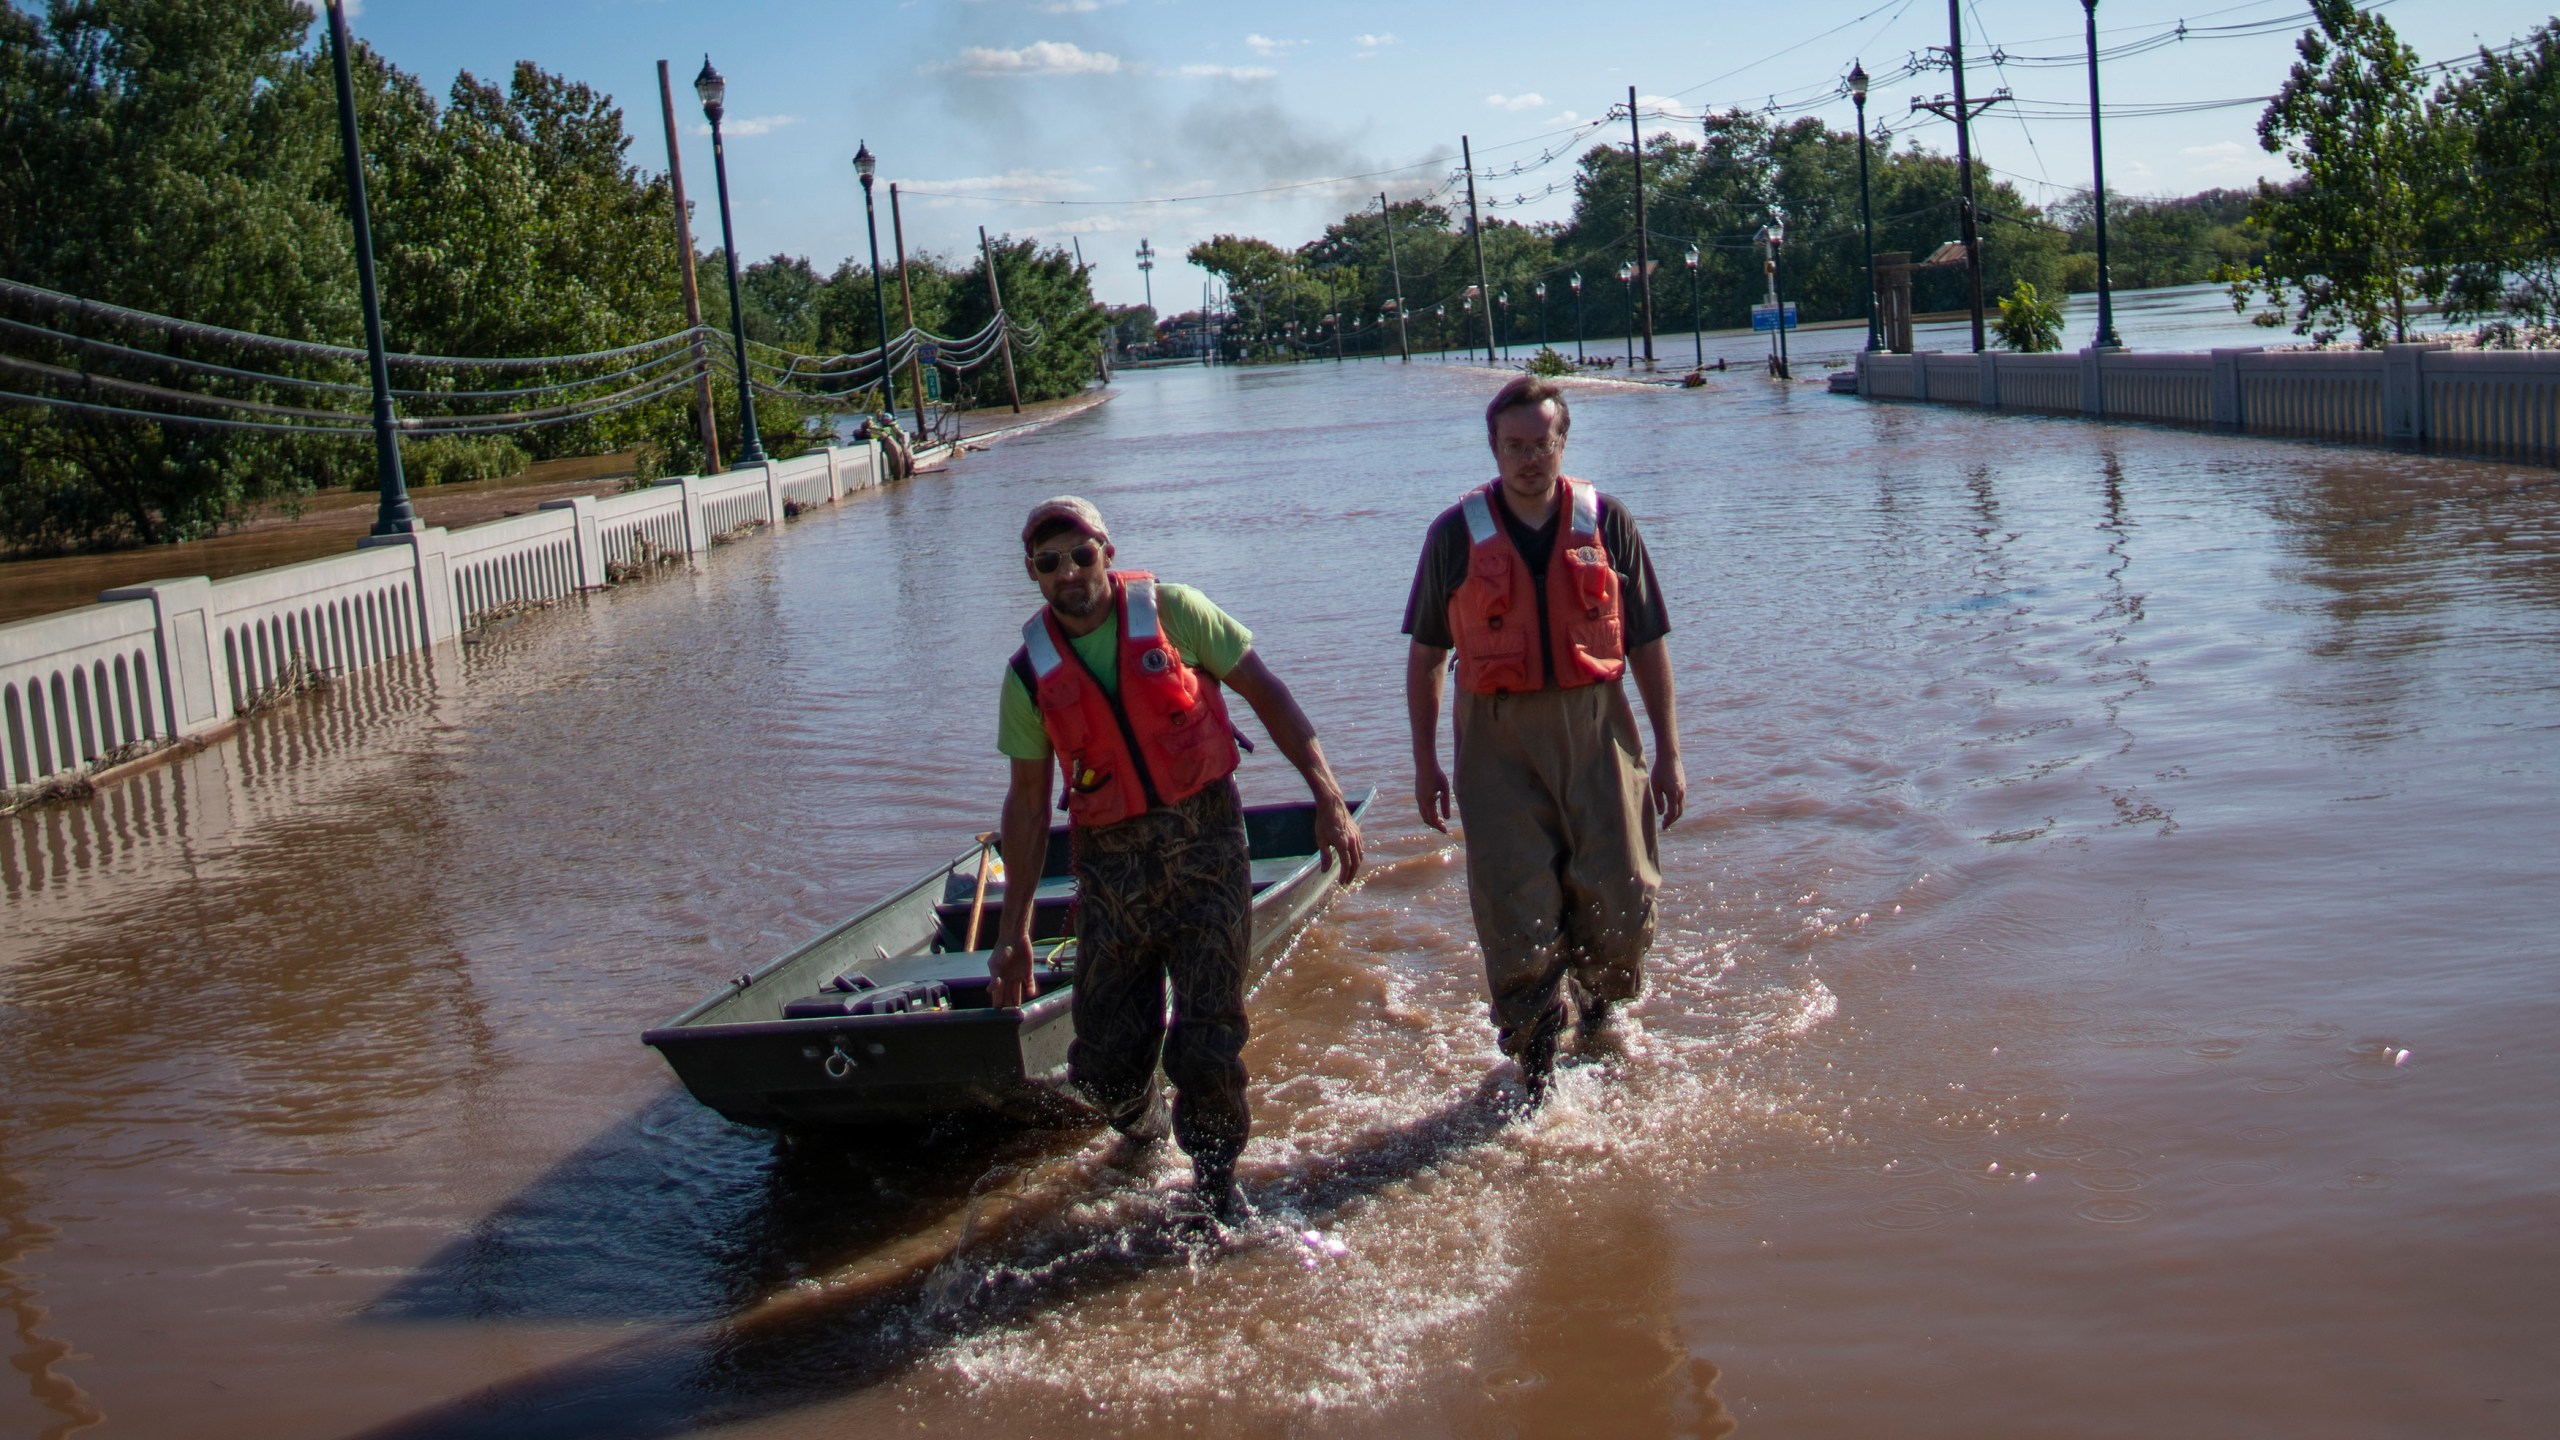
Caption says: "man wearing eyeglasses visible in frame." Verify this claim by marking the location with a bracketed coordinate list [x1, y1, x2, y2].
[992, 496, 1362, 1221]
[1403, 375, 1683, 1107]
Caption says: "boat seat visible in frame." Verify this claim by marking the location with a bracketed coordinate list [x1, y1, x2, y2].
[932, 891, 1074, 951]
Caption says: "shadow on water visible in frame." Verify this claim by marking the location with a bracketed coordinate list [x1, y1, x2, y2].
[343, 1082, 1522, 1440]
[368, 1091, 1040, 1325]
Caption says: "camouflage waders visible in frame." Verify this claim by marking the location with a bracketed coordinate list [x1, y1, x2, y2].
[1068, 777, 1254, 1177]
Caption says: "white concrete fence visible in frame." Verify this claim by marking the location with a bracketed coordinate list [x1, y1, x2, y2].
[0, 443, 876, 794]
[1857, 343, 2560, 464]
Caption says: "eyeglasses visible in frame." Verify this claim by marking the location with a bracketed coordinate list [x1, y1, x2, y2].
[1497, 436, 1564, 459]
[1031, 542, 1102, 575]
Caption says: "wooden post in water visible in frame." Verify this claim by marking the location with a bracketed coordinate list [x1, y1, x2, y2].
[889, 183, 927, 440]
[656, 60, 721, 472]
[979, 226, 1022, 414]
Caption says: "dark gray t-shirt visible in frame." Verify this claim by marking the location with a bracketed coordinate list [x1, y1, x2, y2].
[1401, 484, 1671, 683]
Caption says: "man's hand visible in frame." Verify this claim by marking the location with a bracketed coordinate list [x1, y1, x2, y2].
[1415, 757, 1453, 833]
[988, 936, 1038, 1009]
[1650, 751, 1687, 829]
[1316, 792, 1365, 881]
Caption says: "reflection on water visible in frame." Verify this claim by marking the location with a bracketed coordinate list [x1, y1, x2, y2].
[4, 361, 2559, 1438]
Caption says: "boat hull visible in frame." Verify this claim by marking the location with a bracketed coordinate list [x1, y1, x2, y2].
[644, 790, 1371, 1131]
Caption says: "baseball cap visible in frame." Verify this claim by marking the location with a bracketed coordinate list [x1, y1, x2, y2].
[1021, 496, 1110, 551]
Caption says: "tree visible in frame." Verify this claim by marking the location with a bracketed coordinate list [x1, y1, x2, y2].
[2438, 20, 2560, 322]
[2242, 0, 2453, 345]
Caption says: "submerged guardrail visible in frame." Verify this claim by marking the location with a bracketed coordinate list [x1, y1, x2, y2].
[0, 442, 878, 798]
[1856, 343, 2560, 466]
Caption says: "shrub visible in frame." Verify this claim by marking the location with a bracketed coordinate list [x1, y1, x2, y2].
[1994, 280, 2064, 352]
[1524, 346, 1573, 377]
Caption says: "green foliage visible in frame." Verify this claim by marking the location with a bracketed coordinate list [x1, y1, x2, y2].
[940, 236, 1106, 405]
[1994, 280, 2064, 352]
[2437, 20, 2560, 322]
[2051, 189, 2264, 291]
[1525, 346, 1573, 377]
[2240, 0, 2451, 345]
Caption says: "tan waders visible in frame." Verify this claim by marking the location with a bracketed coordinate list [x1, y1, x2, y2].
[1454, 683, 1660, 1051]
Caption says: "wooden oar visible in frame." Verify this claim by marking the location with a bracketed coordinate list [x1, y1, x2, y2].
[962, 832, 997, 952]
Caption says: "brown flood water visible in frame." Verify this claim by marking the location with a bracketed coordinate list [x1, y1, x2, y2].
[4, 360, 2558, 1438]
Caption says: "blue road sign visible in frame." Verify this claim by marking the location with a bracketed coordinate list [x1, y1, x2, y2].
[1751, 303, 1799, 333]
[915, 342, 940, 365]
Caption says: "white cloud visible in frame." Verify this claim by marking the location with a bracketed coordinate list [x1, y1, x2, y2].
[1034, 0, 1121, 11]
[1546, 110, 1583, 127]
[1486, 93, 1545, 112]
[2180, 140, 2259, 176]
[1179, 63, 1277, 80]
[1244, 34, 1302, 57]
[952, 41, 1122, 76]
[1353, 33, 1397, 48]
[900, 169, 1097, 199]
[693, 115, 799, 137]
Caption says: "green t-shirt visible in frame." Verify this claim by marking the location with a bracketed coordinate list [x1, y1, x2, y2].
[999, 582, 1254, 761]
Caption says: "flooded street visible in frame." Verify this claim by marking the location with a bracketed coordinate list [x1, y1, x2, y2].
[5, 358, 2558, 1437]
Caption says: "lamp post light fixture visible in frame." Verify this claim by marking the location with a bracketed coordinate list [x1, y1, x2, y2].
[1571, 271, 1585, 363]
[694, 55, 765, 465]
[2081, 0, 2125, 349]
[1535, 281, 1549, 352]
[1618, 260, 1636, 367]
[1851, 60, 1881, 352]
[1684, 244, 1704, 370]
[1497, 291, 1511, 361]
[853, 141, 896, 419]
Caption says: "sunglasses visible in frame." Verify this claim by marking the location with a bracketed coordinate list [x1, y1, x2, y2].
[1030, 542, 1102, 575]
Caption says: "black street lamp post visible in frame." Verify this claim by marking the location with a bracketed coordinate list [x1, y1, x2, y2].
[1852, 60, 1880, 352]
[1497, 292, 1510, 361]
[1685, 244, 1703, 370]
[1758, 222, 1792, 379]
[694, 56, 765, 465]
[853, 141, 896, 418]
[323, 0, 416, 536]
[2082, 0, 2125, 349]
[1535, 281, 1549, 352]
[1571, 272, 1585, 363]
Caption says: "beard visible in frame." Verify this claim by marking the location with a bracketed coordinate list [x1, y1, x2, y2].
[1049, 576, 1108, 619]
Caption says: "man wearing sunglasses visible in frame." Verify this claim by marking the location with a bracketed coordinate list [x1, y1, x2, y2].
[992, 496, 1362, 1221]
[1403, 374, 1684, 1108]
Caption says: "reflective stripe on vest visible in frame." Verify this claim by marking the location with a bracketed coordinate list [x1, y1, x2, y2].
[1022, 612, 1066, 678]
[1124, 575, 1162, 642]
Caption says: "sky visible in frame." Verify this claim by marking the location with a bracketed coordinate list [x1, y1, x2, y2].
[337, 0, 2555, 310]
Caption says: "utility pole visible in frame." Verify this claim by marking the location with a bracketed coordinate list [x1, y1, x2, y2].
[1462, 136, 1496, 365]
[1072, 237, 1106, 382]
[978, 226, 1021, 413]
[889, 183, 927, 438]
[1381, 192, 1411, 362]
[1629, 86, 1656, 368]
[1910, 1, 2002, 352]
[656, 61, 720, 471]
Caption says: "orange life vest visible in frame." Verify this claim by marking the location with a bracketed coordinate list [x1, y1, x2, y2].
[1016, 571, 1242, 828]
[1445, 478, 1626, 695]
